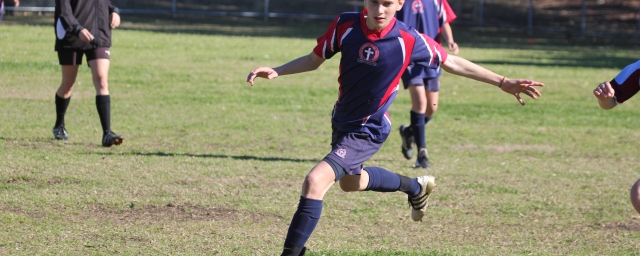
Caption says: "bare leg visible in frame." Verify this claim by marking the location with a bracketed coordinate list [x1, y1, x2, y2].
[409, 84, 427, 114]
[282, 161, 336, 255]
[301, 160, 336, 199]
[57, 65, 80, 98]
[338, 169, 369, 192]
[89, 59, 110, 95]
[425, 90, 439, 118]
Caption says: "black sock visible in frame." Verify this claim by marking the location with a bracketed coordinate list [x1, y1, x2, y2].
[55, 94, 71, 127]
[95, 95, 111, 134]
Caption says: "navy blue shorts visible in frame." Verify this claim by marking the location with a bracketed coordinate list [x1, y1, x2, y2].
[402, 77, 440, 91]
[324, 131, 382, 176]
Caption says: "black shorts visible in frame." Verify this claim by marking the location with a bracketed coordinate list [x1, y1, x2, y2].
[57, 47, 110, 66]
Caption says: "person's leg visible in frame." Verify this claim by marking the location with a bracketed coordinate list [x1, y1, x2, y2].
[340, 167, 436, 222]
[335, 133, 436, 222]
[399, 79, 427, 161]
[282, 160, 336, 256]
[408, 83, 429, 168]
[631, 179, 640, 215]
[88, 48, 124, 147]
[53, 50, 81, 140]
[414, 78, 440, 168]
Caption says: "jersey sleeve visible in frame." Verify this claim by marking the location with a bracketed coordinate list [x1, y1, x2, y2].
[313, 16, 341, 59]
[56, 0, 84, 36]
[411, 32, 448, 69]
[441, 0, 457, 24]
[611, 60, 640, 104]
[109, 1, 120, 14]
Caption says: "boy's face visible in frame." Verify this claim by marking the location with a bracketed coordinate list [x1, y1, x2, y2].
[365, 0, 404, 31]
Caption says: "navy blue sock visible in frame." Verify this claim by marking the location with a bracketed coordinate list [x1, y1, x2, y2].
[410, 111, 426, 149]
[407, 178, 421, 197]
[364, 166, 400, 192]
[283, 196, 323, 247]
[425, 116, 432, 124]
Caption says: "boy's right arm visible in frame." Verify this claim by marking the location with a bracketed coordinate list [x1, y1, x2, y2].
[247, 52, 325, 86]
[593, 82, 617, 110]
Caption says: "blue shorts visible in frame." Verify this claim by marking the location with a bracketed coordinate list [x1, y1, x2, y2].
[402, 77, 440, 91]
[324, 131, 382, 177]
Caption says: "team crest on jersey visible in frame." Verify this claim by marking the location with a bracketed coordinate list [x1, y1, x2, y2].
[334, 148, 347, 159]
[411, 0, 424, 13]
[358, 43, 379, 66]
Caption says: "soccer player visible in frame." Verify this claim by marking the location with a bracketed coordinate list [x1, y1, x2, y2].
[247, 0, 543, 255]
[396, 0, 458, 168]
[592, 60, 640, 215]
[52, 0, 124, 147]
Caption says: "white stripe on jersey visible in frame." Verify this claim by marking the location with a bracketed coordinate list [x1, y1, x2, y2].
[433, 45, 442, 72]
[330, 17, 340, 53]
[440, 1, 447, 21]
[397, 37, 406, 63]
[614, 60, 640, 85]
[340, 28, 353, 46]
[433, 0, 441, 14]
[417, 33, 434, 66]
[383, 113, 392, 126]
[322, 40, 327, 59]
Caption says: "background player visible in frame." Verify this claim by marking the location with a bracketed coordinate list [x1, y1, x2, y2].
[247, 0, 543, 255]
[592, 60, 640, 215]
[53, 0, 124, 147]
[396, 0, 458, 168]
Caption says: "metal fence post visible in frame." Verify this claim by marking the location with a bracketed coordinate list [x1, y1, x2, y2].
[527, 0, 533, 35]
[478, 0, 484, 27]
[581, 0, 586, 37]
[172, 0, 177, 19]
[264, 0, 270, 21]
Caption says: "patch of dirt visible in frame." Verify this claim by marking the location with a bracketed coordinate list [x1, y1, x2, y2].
[593, 220, 640, 231]
[483, 144, 556, 154]
[1, 204, 285, 224]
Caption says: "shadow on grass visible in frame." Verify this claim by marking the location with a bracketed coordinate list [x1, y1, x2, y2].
[92, 151, 319, 163]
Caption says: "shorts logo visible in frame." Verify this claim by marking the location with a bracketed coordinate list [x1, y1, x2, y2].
[358, 43, 379, 66]
[334, 148, 347, 159]
[105, 50, 110, 56]
[411, 0, 424, 13]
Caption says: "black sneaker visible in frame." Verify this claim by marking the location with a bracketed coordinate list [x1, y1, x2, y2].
[102, 131, 124, 147]
[415, 148, 430, 169]
[281, 246, 306, 256]
[399, 125, 414, 159]
[53, 125, 69, 141]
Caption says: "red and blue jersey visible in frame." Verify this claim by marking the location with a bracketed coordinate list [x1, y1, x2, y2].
[611, 60, 640, 104]
[313, 10, 448, 142]
[396, 0, 456, 79]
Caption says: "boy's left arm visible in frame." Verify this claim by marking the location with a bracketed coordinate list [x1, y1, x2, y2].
[442, 55, 544, 106]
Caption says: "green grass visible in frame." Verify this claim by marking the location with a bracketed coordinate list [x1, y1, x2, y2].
[2, 16, 640, 255]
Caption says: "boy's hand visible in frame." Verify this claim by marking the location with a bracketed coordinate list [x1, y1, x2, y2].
[247, 67, 279, 86]
[593, 81, 615, 101]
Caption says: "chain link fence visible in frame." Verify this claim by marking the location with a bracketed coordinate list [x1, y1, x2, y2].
[6, 0, 640, 39]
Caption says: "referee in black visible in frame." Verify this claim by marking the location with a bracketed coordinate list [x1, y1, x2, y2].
[52, 0, 124, 147]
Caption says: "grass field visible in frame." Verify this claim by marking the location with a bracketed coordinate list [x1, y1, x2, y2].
[2, 16, 640, 255]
